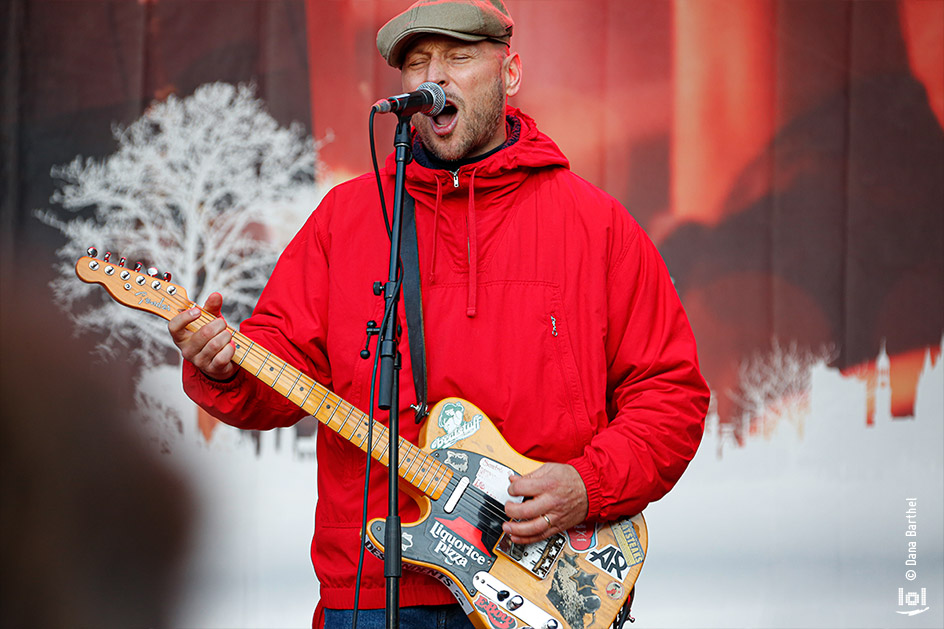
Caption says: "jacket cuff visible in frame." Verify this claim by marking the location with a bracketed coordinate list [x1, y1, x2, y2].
[182, 360, 244, 391]
[568, 455, 604, 522]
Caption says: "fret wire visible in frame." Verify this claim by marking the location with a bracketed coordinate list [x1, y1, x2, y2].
[405, 445, 426, 480]
[398, 444, 414, 477]
[353, 413, 370, 446]
[254, 352, 272, 377]
[416, 460, 435, 492]
[403, 446, 424, 481]
[236, 340, 255, 366]
[336, 404, 357, 437]
[322, 396, 342, 427]
[376, 435, 391, 465]
[272, 362, 288, 387]
[299, 380, 321, 412]
[287, 371, 304, 400]
[369, 428, 388, 463]
[353, 418, 369, 449]
[436, 468, 452, 493]
[426, 465, 444, 495]
[338, 402, 354, 436]
[311, 390, 330, 416]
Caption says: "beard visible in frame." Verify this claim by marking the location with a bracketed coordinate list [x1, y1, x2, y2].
[414, 75, 506, 162]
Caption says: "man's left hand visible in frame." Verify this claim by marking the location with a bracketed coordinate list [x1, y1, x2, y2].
[501, 463, 588, 544]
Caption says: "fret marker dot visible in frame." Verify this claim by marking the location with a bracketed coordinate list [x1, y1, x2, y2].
[269, 366, 274, 371]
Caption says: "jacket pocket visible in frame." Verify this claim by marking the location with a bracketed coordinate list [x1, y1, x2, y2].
[544, 289, 594, 457]
[422, 281, 592, 463]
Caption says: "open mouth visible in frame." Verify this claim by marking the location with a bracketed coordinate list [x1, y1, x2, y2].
[431, 102, 459, 135]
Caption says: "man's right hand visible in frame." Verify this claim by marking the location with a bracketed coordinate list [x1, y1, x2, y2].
[168, 292, 238, 382]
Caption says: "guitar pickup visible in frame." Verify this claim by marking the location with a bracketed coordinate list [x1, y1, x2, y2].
[443, 476, 470, 513]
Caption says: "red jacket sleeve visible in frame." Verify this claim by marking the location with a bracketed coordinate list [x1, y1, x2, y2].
[181, 202, 334, 431]
[568, 216, 709, 521]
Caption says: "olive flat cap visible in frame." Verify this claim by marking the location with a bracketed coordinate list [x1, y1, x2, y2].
[377, 0, 514, 68]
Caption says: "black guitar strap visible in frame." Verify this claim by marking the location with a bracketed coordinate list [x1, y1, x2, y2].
[401, 191, 430, 423]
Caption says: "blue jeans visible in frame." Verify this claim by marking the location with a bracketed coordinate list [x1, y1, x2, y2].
[324, 604, 474, 629]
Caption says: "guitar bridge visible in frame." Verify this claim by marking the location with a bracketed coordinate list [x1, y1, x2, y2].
[496, 531, 566, 578]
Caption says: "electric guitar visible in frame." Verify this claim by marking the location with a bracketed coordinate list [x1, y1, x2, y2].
[75, 249, 647, 629]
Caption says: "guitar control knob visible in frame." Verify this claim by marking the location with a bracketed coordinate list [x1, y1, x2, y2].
[543, 620, 559, 629]
[507, 595, 524, 611]
[86, 247, 98, 258]
[496, 590, 510, 602]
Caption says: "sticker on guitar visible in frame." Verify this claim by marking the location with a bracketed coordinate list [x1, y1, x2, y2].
[547, 551, 602, 629]
[430, 401, 482, 450]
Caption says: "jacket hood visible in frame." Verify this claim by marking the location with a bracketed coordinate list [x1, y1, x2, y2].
[382, 107, 569, 318]
[383, 106, 569, 186]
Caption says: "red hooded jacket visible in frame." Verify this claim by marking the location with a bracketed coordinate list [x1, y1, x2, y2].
[183, 107, 709, 613]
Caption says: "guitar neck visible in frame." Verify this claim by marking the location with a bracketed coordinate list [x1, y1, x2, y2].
[72, 253, 452, 500]
[188, 311, 453, 500]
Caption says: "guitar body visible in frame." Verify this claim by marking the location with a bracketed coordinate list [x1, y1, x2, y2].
[366, 398, 647, 629]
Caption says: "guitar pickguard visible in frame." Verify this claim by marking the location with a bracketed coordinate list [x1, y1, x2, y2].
[369, 448, 510, 595]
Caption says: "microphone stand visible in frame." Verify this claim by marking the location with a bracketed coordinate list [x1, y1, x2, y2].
[377, 113, 413, 629]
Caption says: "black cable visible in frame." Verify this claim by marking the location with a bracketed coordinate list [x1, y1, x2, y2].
[351, 340, 382, 629]
[370, 108, 393, 240]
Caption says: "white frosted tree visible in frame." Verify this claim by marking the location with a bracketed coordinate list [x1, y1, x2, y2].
[728, 337, 838, 442]
[37, 82, 327, 367]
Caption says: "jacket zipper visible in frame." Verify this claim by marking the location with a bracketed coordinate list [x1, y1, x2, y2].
[450, 169, 460, 188]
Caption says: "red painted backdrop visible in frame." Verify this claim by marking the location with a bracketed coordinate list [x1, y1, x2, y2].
[305, 0, 944, 434]
[4, 0, 942, 433]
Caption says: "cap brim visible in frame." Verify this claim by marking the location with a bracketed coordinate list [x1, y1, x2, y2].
[387, 28, 503, 68]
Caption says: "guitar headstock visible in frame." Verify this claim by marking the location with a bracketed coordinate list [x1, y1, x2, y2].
[75, 247, 190, 321]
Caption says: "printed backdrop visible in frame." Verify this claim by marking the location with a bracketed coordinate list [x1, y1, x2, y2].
[2, 1, 942, 627]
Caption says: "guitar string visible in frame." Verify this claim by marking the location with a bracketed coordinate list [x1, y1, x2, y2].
[135, 277, 512, 524]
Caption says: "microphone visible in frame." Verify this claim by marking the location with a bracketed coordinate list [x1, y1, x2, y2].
[372, 82, 446, 116]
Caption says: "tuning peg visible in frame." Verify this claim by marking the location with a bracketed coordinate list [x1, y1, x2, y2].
[134, 262, 144, 272]
[103, 251, 112, 262]
[162, 271, 172, 281]
[147, 267, 159, 277]
[118, 257, 126, 267]
[87, 247, 98, 258]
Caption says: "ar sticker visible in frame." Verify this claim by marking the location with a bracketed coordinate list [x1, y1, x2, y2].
[430, 401, 483, 450]
[587, 544, 629, 580]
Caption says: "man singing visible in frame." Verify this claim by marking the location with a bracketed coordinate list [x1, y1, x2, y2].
[169, 1, 709, 626]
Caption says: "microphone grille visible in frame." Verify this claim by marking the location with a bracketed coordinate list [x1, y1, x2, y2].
[418, 81, 446, 116]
